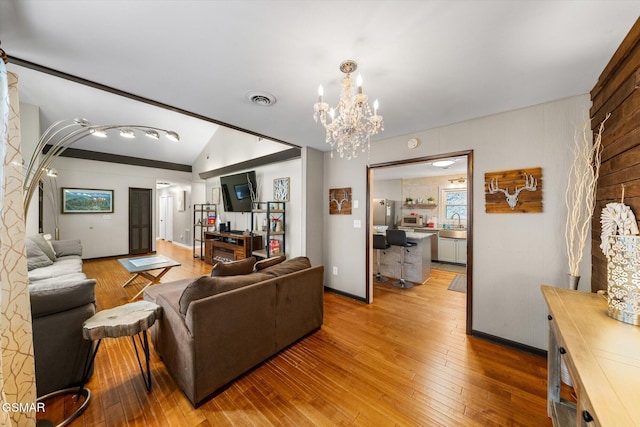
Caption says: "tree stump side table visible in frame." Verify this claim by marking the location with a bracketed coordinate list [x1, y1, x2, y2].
[79, 301, 163, 394]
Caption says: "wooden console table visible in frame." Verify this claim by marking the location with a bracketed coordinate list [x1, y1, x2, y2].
[541, 285, 640, 426]
[203, 231, 263, 264]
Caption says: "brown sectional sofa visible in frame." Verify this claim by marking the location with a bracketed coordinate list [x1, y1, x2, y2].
[143, 257, 324, 406]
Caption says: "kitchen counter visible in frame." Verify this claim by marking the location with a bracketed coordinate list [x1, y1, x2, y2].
[373, 231, 432, 284]
[405, 231, 435, 239]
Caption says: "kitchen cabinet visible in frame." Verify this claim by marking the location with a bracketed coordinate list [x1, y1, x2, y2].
[438, 237, 466, 264]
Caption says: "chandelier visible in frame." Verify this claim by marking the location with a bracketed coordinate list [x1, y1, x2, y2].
[313, 60, 384, 159]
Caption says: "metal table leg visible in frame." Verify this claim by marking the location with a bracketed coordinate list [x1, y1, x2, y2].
[131, 330, 153, 391]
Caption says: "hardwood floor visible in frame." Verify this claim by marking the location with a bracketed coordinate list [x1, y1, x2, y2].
[39, 240, 556, 426]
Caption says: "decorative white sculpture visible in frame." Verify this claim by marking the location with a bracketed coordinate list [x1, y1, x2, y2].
[486, 173, 537, 210]
[600, 202, 639, 257]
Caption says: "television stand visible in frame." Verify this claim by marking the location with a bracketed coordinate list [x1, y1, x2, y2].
[203, 231, 263, 264]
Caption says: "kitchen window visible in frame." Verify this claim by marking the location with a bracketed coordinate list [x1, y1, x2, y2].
[442, 188, 467, 220]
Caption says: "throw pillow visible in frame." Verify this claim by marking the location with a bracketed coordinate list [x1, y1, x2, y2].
[179, 272, 272, 315]
[51, 240, 83, 257]
[210, 256, 256, 277]
[253, 255, 286, 272]
[25, 239, 54, 271]
[259, 256, 311, 278]
[27, 234, 56, 262]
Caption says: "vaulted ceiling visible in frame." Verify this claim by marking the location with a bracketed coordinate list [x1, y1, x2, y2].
[2, 1, 638, 165]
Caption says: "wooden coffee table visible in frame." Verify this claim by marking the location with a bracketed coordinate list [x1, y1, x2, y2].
[118, 255, 181, 300]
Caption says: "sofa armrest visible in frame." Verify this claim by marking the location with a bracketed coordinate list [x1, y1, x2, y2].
[29, 278, 96, 318]
[51, 239, 83, 258]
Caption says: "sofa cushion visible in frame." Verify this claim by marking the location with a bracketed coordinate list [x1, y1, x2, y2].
[210, 256, 256, 277]
[253, 255, 286, 272]
[51, 240, 83, 257]
[29, 273, 87, 287]
[28, 234, 56, 262]
[28, 258, 84, 282]
[179, 272, 272, 315]
[26, 239, 54, 271]
[29, 278, 96, 318]
[259, 256, 312, 278]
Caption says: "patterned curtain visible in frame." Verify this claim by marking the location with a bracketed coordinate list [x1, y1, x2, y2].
[0, 63, 37, 426]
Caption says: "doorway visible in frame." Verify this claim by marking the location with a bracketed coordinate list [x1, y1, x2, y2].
[158, 195, 174, 242]
[366, 150, 474, 334]
[129, 188, 153, 255]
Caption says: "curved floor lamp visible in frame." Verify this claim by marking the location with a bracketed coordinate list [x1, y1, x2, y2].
[24, 118, 180, 212]
[27, 118, 179, 427]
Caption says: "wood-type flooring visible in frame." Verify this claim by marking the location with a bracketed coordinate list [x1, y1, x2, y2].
[38, 240, 556, 426]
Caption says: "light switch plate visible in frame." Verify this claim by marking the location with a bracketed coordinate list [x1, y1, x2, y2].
[353, 200, 359, 209]
[354, 219, 361, 228]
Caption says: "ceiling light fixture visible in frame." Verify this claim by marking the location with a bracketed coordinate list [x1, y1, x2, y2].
[432, 160, 456, 168]
[165, 131, 180, 142]
[89, 125, 180, 142]
[24, 119, 181, 211]
[90, 128, 107, 138]
[120, 128, 135, 139]
[145, 130, 160, 140]
[313, 60, 384, 159]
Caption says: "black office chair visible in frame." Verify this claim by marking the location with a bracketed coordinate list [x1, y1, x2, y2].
[386, 229, 417, 288]
[373, 234, 390, 283]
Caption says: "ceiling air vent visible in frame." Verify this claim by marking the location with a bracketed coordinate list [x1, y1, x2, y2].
[246, 91, 276, 106]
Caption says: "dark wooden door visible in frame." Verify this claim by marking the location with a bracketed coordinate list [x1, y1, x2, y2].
[129, 188, 152, 254]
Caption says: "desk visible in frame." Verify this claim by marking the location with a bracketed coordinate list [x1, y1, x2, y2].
[118, 255, 181, 301]
[541, 285, 640, 426]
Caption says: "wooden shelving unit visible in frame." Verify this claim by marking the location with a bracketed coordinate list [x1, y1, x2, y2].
[193, 203, 217, 259]
[403, 203, 438, 209]
[250, 201, 286, 259]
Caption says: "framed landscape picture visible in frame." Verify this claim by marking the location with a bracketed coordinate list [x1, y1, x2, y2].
[62, 188, 114, 213]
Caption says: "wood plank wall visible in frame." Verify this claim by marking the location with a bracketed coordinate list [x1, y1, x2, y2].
[591, 18, 640, 292]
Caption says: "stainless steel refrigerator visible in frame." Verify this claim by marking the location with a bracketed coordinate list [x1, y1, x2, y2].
[373, 199, 395, 227]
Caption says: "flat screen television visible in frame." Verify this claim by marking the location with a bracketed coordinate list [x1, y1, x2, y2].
[220, 171, 257, 212]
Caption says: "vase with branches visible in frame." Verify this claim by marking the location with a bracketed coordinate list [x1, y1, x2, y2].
[564, 113, 610, 290]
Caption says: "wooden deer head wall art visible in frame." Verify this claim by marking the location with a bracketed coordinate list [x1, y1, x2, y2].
[484, 167, 543, 213]
[329, 187, 352, 215]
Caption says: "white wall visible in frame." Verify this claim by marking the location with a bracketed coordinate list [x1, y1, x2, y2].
[323, 94, 592, 350]
[49, 157, 192, 259]
[301, 147, 324, 266]
[191, 126, 290, 177]
[373, 179, 401, 201]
